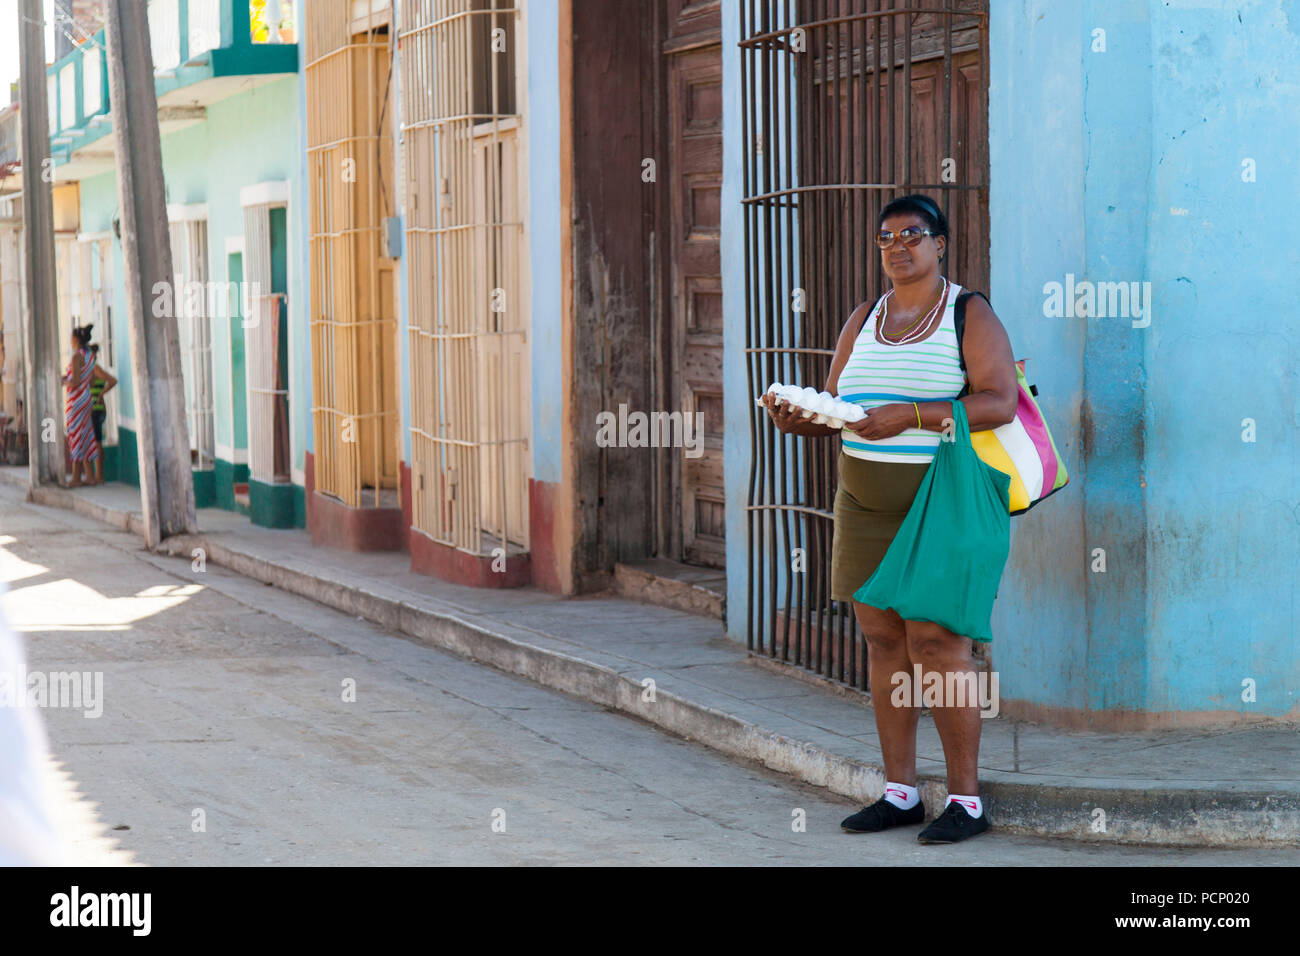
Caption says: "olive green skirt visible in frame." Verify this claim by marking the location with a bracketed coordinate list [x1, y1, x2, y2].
[831, 451, 931, 602]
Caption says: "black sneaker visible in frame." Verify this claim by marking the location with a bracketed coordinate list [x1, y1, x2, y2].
[917, 801, 991, 844]
[840, 796, 925, 833]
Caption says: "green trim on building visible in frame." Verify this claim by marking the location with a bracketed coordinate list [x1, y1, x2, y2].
[101, 443, 120, 482]
[46, 5, 299, 173]
[214, 457, 250, 511]
[227, 251, 249, 451]
[193, 468, 216, 509]
[112, 427, 226, 510]
[117, 427, 140, 487]
[250, 479, 298, 529]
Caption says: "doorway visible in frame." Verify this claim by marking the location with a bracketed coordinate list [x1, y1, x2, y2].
[661, 0, 725, 570]
[741, 0, 990, 687]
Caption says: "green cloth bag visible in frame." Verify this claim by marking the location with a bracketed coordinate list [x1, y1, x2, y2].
[853, 400, 1011, 642]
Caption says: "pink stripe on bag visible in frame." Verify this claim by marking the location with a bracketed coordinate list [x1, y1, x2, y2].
[1016, 382, 1058, 493]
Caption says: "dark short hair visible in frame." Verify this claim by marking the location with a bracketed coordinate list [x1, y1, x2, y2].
[72, 324, 93, 347]
[879, 194, 948, 240]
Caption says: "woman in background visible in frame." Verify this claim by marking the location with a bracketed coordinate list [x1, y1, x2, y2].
[61, 324, 98, 487]
[88, 343, 117, 485]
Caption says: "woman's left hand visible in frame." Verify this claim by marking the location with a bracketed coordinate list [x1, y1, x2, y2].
[845, 403, 916, 441]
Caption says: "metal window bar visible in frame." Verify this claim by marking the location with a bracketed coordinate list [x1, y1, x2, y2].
[305, 0, 400, 510]
[0, 222, 24, 419]
[189, 0, 222, 58]
[83, 46, 102, 115]
[148, 0, 181, 73]
[243, 202, 291, 483]
[740, 0, 988, 690]
[54, 237, 74, 372]
[398, 0, 530, 557]
[170, 217, 216, 471]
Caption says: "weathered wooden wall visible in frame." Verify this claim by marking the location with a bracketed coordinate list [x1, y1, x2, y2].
[569, 0, 661, 589]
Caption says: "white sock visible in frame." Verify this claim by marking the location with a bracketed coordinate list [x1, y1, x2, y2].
[946, 794, 983, 819]
[882, 782, 919, 810]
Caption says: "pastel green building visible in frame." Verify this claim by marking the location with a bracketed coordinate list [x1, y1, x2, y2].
[46, 0, 308, 527]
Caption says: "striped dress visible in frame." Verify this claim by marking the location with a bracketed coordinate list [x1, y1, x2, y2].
[838, 280, 967, 463]
[64, 347, 98, 462]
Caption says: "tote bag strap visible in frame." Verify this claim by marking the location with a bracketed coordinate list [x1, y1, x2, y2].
[953, 290, 990, 375]
[947, 397, 971, 447]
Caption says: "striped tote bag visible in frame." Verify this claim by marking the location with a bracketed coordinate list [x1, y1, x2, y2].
[955, 291, 1070, 516]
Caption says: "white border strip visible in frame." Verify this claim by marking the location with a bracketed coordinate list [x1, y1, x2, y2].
[166, 202, 210, 223]
[215, 443, 249, 465]
[240, 181, 290, 208]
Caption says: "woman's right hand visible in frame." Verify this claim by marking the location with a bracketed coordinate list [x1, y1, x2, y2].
[762, 392, 808, 434]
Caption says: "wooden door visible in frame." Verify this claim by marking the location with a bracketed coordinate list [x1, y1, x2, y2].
[473, 123, 530, 549]
[664, 0, 724, 568]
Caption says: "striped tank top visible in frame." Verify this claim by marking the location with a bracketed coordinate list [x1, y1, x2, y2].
[838, 280, 967, 464]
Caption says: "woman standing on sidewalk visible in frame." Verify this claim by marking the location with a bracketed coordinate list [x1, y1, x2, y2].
[761, 195, 1018, 844]
[88, 343, 117, 485]
[61, 324, 98, 487]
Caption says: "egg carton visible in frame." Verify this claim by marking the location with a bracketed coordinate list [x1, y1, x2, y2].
[756, 382, 865, 429]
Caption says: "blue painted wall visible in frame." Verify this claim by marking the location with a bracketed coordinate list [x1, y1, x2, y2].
[393, 17, 412, 466]
[527, 0, 564, 485]
[721, 0, 747, 639]
[1141, 0, 1298, 715]
[990, 0, 1299, 718]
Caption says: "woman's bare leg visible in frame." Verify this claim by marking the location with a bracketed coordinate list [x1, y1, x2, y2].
[905, 620, 981, 795]
[855, 602, 918, 786]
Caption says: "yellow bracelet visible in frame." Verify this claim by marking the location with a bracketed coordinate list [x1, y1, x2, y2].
[913, 402, 922, 429]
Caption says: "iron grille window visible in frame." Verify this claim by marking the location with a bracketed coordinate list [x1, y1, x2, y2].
[741, 0, 988, 689]
[305, 1, 401, 509]
[170, 214, 216, 472]
[400, 0, 531, 556]
[243, 199, 291, 484]
[470, 0, 517, 119]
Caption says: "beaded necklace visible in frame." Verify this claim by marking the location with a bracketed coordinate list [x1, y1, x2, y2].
[878, 277, 948, 346]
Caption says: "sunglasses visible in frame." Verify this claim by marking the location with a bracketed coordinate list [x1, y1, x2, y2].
[875, 227, 938, 249]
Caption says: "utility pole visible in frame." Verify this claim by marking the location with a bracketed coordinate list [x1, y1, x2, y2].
[17, 0, 62, 487]
[103, 0, 195, 544]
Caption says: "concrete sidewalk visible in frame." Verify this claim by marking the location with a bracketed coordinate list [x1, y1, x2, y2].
[4, 467, 1298, 848]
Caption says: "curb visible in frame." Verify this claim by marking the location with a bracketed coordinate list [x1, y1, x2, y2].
[7, 471, 1299, 848]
